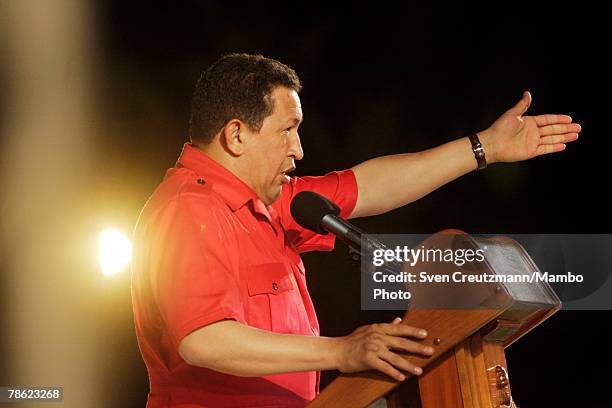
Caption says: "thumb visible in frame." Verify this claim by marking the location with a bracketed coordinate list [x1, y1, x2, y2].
[391, 317, 402, 325]
[507, 91, 532, 116]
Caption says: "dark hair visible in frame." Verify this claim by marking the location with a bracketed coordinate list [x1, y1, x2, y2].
[189, 53, 302, 145]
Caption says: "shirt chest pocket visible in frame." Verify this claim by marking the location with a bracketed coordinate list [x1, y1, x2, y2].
[244, 262, 302, 334]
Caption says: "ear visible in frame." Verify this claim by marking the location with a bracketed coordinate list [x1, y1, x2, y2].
[220, 120, 248, 156]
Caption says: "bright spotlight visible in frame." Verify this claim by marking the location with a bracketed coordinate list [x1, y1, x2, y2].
[99, 229, 132, 275]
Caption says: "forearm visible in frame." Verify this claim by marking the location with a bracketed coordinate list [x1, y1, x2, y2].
[179, 320, 339, 377]
[350, 133, 494, 218]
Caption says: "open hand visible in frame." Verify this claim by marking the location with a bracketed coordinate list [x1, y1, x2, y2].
[480, 91, 582, 163]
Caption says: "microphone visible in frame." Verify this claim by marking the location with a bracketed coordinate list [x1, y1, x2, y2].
[289, 191, 385, 257]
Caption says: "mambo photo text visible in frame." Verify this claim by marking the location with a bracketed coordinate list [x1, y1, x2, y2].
[369, 246, 584, 300]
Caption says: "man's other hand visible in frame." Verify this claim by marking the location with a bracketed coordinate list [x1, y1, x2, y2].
[332, 317, 434, 382]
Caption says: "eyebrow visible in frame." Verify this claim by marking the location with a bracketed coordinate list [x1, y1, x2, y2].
[285, 117, 302, 127]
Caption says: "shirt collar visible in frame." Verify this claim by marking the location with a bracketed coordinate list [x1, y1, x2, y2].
[176, 143, 276, 221]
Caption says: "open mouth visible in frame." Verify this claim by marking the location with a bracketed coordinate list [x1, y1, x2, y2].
[280, 167, 296, 184]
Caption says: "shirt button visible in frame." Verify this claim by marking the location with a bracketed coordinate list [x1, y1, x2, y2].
[196, 178, 205, 185]
[272, 282, 279, 291]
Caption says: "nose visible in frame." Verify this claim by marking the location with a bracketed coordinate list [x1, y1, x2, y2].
[289, 132, 304, 161]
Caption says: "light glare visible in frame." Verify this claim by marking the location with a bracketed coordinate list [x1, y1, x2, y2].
[99, 229, 132, 275]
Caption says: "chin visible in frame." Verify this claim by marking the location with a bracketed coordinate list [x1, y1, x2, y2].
[264, 187, 282, 205]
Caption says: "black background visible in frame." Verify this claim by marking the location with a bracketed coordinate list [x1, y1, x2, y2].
[87, 2, 611, 407]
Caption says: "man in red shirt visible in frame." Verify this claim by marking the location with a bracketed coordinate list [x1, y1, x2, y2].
[131, 54, 581, 407]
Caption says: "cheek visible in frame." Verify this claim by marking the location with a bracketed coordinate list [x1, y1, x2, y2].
[266, 160, 283, 185]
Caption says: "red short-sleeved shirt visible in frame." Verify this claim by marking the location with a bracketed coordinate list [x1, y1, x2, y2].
[131, 143, 358, 407]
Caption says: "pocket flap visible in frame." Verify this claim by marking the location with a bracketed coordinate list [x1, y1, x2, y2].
[246, 262, 293, 296]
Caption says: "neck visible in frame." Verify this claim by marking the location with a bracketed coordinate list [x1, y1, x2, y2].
[195, 141, 252, 188]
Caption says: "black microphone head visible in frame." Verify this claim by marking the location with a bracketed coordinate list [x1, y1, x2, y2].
[290, 191, 340, 234]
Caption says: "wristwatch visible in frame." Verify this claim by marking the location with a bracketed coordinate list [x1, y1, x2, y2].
[468, 133, 487, 170]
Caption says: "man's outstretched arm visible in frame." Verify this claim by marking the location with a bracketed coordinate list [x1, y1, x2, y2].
[349, 91, 581, 218]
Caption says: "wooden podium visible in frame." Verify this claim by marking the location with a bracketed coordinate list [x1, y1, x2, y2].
[307, 231, 561, 408]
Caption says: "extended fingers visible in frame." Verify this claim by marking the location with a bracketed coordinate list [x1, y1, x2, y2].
[535, 119, 581, 157]
[540, 133, 579, 145]
[380, 323, 428, 339]
[539, 123, 581, 136]
[535, 114, 573, 126]
[537, 130, 579, 156]
[385, 335, 434, 356]
[378, 349, 423, 380]
[536, 144, 566, 156]
[373, 357, 409, 382]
